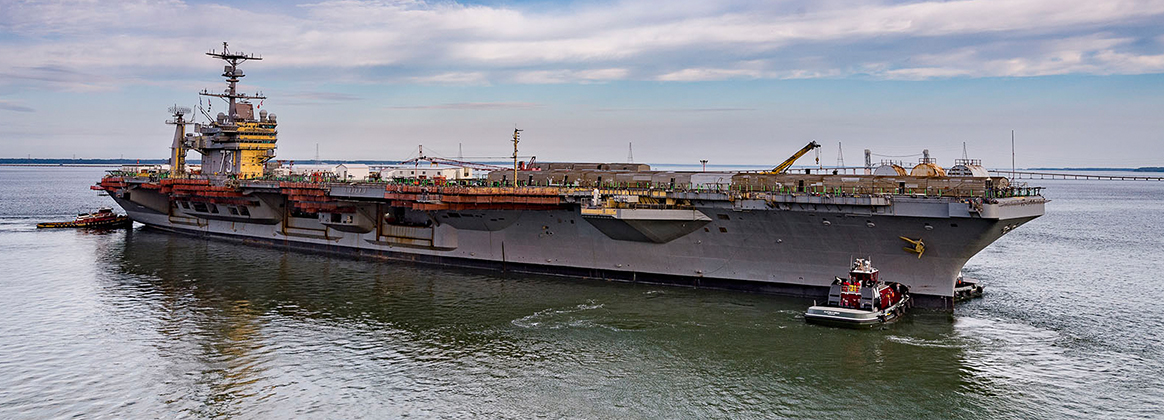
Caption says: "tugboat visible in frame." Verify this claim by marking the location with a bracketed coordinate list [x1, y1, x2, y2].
[804, 258, 910, 328]
[37, 208, 132, 229]
[954, 273, 985, 301]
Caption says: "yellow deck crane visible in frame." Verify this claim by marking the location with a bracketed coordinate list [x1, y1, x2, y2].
[767, 141, 821, 174]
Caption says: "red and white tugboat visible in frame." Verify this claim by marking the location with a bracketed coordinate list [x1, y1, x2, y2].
[804, 258, 910, 328]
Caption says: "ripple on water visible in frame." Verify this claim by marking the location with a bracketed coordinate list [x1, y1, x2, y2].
[511, 301, 606, 329]
[1, 168, 1164, 419]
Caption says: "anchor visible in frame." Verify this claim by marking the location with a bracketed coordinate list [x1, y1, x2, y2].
[899, 236, 925, 258]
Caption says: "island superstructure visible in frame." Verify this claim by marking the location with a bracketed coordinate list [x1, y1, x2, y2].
[97, 44, 1046, 309]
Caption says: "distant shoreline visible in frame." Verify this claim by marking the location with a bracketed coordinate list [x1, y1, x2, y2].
[0, 158, 397, 166]
[1028, 167, 1164, 173]
[0, 159, 174, 166]
[0, 158, 473, 166]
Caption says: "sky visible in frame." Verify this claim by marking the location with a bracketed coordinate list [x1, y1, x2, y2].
[1, 0, 1163, 168]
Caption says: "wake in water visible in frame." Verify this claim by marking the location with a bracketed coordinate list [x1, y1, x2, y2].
[511, 301, 606, 329]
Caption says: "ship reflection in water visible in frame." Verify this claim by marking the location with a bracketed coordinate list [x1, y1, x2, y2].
[4, 159, 1163, 419]
[101, 228, 985, 418]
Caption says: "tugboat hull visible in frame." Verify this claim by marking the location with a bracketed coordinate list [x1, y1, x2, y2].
[804, 300, 908, 328]
[37, 216, 132, 229]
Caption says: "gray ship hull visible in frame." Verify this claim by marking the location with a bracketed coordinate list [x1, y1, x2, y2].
[110, 187, 1042, 310]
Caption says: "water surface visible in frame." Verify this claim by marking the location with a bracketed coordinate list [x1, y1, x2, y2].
[1, 166, 1161, 419]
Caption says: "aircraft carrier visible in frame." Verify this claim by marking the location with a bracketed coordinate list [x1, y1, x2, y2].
[96, 44, 1046, 309]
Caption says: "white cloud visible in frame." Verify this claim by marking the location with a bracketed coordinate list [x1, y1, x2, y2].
[1, 0, 1164, 89]
[875, 34, 1164, 78]
[656, 68, 764, 82]
[1093, 50, 1164, 73]
[510, 68, 629, 84]
[0, 99, 35, 112]
[884, 67, 974, 80]
[385, 102, 541, 110]
[405, 71, 490, 85]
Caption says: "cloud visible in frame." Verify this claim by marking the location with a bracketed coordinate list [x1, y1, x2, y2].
[405, 72, 490, 85]
[884, 67, 974, 80]
[1092, 50, 1164, 74]
[1, 0, 1163, 89]
[285, 91, 362, 101]
[656, 68, 764, 82]
[509, 68, 629, 84]
[276, 91, 364, 106]
[595, 107, 755, 112]
[0, 65, 120, 92]
[385, 102, 542, 110]
[0, 100, 35, 112]
[879, 34, 1164, 79]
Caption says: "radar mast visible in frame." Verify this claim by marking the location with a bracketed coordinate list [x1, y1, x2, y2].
[200, 42, 265, 123]
[189, 42, 278, 179]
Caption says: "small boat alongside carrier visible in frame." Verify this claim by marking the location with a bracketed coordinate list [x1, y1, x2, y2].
[37, 208, 132, 229]
[805, 259, 911, 328]
[954, 274, 985, 301]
